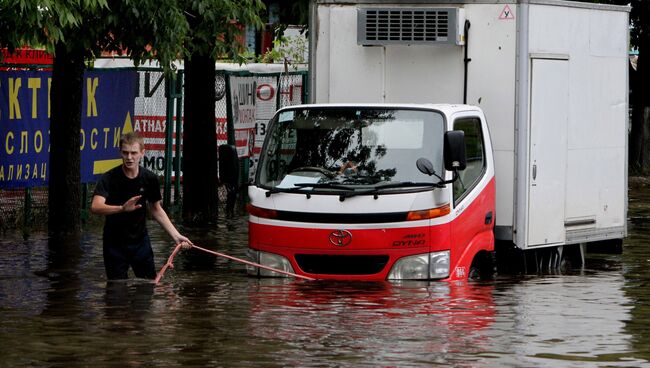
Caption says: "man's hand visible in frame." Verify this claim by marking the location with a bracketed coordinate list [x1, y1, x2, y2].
[175, 235, 194, 250]
[122, 195, 143, 212]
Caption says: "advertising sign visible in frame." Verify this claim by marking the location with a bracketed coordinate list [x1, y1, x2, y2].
[0, 69, 137, 188]
[1, 48, 53, 66]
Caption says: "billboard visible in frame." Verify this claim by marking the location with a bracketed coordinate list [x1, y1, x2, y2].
[0, 69, 137, 188]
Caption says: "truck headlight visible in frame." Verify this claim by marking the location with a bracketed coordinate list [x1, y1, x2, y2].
[387, 251, 450, 280]
[247, 249, 295, 277]
[388, 253, 429, 280]
[429, 250, 450, 279]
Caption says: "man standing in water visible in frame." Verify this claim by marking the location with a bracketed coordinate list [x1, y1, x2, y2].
[91, 132, 192, 280]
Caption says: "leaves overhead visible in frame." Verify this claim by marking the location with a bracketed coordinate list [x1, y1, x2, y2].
[628, 0, 650, 49]
[182, 0, 265, 62]
[0, 0, 265, 69]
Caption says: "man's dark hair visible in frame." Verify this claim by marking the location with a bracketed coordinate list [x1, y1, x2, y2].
[120, 132, 145, 150]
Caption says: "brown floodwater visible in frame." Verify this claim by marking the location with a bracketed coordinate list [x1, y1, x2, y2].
[2, 186, 650, 367]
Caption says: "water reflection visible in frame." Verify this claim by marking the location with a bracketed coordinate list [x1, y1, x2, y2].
[41, 240, 83, 316]
[490, 274, 641, 367]
[624, 183, 650, 364]
[246, 280, 496, 367]
[0, 232, 49, 316]
[104, 282, 154, 321]
[2, 188, 650, 366]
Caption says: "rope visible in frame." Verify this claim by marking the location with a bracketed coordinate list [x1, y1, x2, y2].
[154, 243, 183, 284]
[155, 243, 315, 284]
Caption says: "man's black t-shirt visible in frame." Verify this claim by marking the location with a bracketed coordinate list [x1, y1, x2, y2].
[93, 165, 162, 245]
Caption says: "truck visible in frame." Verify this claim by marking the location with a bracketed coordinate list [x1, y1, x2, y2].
[240, 0, 629, 280]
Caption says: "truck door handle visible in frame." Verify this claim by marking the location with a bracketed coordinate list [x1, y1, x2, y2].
[485, 211, 493, 225]
[532, 164, 537, 180]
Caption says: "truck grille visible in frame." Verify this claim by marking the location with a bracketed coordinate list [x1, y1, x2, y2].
[295, 254, 389, 275]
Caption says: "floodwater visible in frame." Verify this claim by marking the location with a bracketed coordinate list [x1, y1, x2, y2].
[2, 188, 650, 368]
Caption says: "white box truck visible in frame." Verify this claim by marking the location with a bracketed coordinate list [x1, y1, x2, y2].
[241, 0, 629, 280]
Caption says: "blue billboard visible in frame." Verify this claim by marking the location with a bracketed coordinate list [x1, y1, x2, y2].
[0, 69, 137, 188]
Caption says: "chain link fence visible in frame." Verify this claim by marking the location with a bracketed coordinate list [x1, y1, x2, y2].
[1, 64, 307, 230]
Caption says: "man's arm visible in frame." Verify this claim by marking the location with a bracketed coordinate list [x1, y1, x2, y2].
[150, 200, 193, 247]
[90, 194, 142, 215]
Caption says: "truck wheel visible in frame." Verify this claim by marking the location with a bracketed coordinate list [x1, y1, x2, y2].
[468, 265, 482, 280]
[468, 251, 495, 281]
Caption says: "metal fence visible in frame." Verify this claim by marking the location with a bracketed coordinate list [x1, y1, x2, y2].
[0, 63, 307, 230]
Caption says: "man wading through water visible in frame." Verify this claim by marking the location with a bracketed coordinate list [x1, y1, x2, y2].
[91, 132, 192, 280]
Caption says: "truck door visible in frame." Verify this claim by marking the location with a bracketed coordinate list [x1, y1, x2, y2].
[527, 57, 569, 246]
[450, 115, 495, 278]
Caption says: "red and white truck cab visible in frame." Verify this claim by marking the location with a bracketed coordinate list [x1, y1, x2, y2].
[247, 103, 496, 280]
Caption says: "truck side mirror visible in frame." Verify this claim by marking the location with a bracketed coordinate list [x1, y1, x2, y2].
[444, 130, 466, 171]
[218, 144, 240, 186]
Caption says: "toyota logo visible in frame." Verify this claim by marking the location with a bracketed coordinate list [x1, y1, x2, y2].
[329, 230, 352, 247]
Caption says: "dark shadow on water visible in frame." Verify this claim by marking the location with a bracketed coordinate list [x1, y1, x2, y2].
[177, 246, 217, 271]
[40, 238, 83, 317]
[104, 281, 154, 321]
[31, 237, 85, 367]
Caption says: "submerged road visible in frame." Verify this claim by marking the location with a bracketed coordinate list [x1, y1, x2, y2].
[1, 186, 650, 367]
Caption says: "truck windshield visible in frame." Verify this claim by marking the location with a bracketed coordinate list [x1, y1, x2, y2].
[256, 107, 445, 192]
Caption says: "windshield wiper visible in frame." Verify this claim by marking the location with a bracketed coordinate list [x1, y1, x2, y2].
[266, 181, 443, 200]
[265, 182, 354, 197]
[338, 181, 444, 201]
[376, 181, 444, 190]
[265, 186, 310, 197]
[293, 182, 355, 190]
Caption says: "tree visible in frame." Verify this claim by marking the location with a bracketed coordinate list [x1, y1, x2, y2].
[1, 1, 109, 241]
[626, 0, 650, 173]
[1, 0, 267, 236]
[0, 1, 187, 240]
[179, 1, 264, 225]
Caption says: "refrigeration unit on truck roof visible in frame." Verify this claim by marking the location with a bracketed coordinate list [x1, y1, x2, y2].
[356, 7, 466, 46]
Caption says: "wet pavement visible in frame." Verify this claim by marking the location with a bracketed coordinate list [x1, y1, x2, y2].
[2, 187, 650, 367]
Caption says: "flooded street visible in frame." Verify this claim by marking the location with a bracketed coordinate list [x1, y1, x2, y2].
[2, 187, 650, 367]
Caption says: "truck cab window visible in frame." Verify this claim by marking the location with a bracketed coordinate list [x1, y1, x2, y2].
[453, 117, 486, 204]
[257, 108, 445, 189]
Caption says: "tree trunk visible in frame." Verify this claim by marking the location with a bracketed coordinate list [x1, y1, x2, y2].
[629, 42, 650, 174]
[48, 44, 85, 241]
[182, 52, 219, 225]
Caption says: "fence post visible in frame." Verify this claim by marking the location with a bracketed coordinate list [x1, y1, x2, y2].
[174, 70, 184, 207]
[275, 75, 282, 110]
[224, 72, 235, 146]
[163, 74, 175, 210]
[301, 72, 308, 103]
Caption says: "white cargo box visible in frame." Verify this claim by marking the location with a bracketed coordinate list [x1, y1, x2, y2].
[309, 0, 629, 249]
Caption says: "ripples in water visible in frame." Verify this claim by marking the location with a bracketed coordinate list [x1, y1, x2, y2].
[2, 193, 650, 366]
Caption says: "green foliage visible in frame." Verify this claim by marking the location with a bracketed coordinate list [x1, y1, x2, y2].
[105, 1, 189, 69]
[256, 34, 308, 67]
[0, 0, 106, 56]
[182, 0, 265, 63]
[629, 0, 650, 49]
[249, 0, 309, 66]
[0, 0, 266, 69]
[263, 0, 309, 26]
